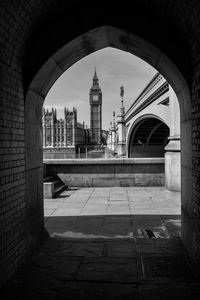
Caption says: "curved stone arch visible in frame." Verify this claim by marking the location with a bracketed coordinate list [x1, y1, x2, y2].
[126, 101, 171, 137]
[127, 118, 148, 154]
[25, 25, 192, 256]
[126, 113, 168, 157]
[26, 26, 189, 113]
[146, 122, 166, 146]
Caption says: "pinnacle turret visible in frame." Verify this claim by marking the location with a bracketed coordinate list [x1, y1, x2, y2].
[93, 67, 98, 80]
[91, 67, 100, 89]
[120, 85, 125, 115]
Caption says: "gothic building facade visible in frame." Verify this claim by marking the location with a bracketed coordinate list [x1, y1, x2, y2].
[42, 107, 89, 148]
[42, 69, 103, 150]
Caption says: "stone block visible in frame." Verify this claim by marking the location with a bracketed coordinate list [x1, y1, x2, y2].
[165, 151, 181, 191]
[43, 182, 54, 199]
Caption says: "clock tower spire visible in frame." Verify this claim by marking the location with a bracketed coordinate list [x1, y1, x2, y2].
[89, 68, 102, 145]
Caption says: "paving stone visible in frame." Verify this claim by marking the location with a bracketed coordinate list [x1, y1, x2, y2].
[58, 282, 85, 300]
[137, 238, 186, 255]
[44, 208, 57, 217]
[59, 202, 86, 208]
[105, 216, 132, 223]
[138, 283, 200, 300]
[87, 198, 109, 203]
[44, 202, 61, 208]
[110, 198, 128, 202]
[69, 197, 89, 203]
[108, 202, 129, 207]
[55, 241, 104, 257]
[52, 208, 82, 216]
[72, 229, 103, 238]
[45, 219, 80, 237]
[85, 204, 108, 210]
[80, 209, 107, 216]
[82, 282, 138, 300]
[47, 217, 104, 238]
[102, 222, 132, 236]
[160, 216, 181, 238]
[77, 257, 138, 282]
[105, 241, 137, 257]
[131, 208, 160, 215]
[36, 238, 65, 255]
[140, 254, 194, 281]
[29, 255, 81, 280]
[91, 193, 110, 196]
[107, 207, 130, 215]
[3, 285, 58, 300]
[3, 257, 81, 297]
[4, 187, 192, 299]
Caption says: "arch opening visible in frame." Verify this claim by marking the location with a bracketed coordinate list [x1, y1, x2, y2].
[25, 25, 192, 257]
[128, 117, 170, 158]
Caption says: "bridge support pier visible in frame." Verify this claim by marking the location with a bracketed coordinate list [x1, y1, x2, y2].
[165, 137, 181, 191]
[117, 142, 126, 156]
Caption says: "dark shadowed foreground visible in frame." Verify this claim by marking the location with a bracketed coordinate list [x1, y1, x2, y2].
[2, 188, 200, 299]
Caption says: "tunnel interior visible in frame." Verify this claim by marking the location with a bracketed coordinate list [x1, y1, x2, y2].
[1, 0, 200, 291]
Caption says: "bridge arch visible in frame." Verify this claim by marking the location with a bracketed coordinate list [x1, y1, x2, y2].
[126, 113, 169, 156]
[127, 115, 169, 158]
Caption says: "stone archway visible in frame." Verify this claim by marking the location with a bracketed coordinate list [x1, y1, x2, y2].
[25, 26, 192, 257]
[128, 117, 169, 158]
[126, 113, 170, 157]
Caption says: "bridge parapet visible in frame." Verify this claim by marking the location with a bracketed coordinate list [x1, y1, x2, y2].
[44, 158, 164, 188]
[125, 73, 168, 122]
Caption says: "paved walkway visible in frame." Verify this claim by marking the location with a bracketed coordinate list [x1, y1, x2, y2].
[2, 188, 200, 299]
[44, 187, 181, 239]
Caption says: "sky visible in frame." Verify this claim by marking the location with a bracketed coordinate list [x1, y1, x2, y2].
[44, 47, 157, 130]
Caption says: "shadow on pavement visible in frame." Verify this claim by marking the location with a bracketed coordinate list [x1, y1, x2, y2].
[2, 214, 200, 300]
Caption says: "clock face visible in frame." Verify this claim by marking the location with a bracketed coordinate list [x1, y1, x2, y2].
[92, 95, 98, 101]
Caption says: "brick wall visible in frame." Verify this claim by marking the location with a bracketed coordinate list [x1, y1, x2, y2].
[0, 0, 200, 286]
[0, 30, 27, 285]
[192, 60, 200, 264]
[0, 0, 43, 286]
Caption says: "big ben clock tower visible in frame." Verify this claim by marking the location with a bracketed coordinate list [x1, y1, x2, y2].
[89, 68, 102, 144]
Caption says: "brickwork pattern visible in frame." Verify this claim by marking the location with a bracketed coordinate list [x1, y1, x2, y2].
[0, 0, 200, 287]
[192, 60, 200, 264]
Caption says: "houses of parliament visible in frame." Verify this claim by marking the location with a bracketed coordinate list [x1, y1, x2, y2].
[42, 69, 104, 153]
